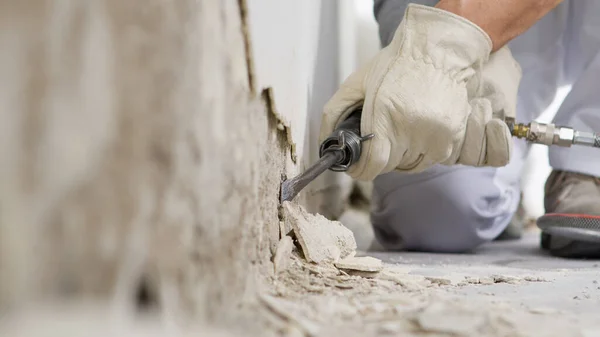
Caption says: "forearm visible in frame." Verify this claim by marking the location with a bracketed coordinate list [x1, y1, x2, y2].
[435, 0, 563, 51]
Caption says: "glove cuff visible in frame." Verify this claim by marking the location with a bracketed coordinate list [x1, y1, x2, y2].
[389, 4, 493, 80]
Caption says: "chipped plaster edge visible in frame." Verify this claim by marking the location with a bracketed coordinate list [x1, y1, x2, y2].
[261, 87, 297, 164]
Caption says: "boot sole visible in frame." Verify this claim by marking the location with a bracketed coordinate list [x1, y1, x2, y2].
[540, 231, 600, 258]
[538, 213, 600, 243]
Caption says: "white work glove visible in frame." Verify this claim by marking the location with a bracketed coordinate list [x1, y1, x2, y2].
[319, 4, 522, 181]
[479, 45, 521, 121]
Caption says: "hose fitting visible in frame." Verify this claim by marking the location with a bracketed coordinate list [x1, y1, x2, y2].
[505, 117, 600, 148]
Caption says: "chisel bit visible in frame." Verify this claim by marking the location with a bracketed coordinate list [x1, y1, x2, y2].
[280, 108, 373, 203]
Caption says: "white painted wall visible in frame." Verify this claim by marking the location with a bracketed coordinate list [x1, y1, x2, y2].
[246, 0, 353, 217]
[247, 0, 322, 172]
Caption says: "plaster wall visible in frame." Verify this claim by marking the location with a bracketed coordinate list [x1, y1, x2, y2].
[0, 0, 283, 333]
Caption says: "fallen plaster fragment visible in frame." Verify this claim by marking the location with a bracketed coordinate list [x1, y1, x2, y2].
[279, 221, 285, 239]
[457, 277, 480, 286]
[491, 275, 521, 284]
[425, 277, 452, 286]
[460, 274, 535, 286]
[334, 256, 383, 273]
[262, 88, 297, 163]
[345, 270, 380, 278]
[416, 302, 486, 335]
[479, 277, 495, 285]
[325, 279, 354, 289]
[301, 259, 339, 276]
[263, 249, 599, 337]
[378, 269, 429, 291]
[282, 201, 356, 264]
[273, 236, 294, 273]
[460, 276, 494, 285]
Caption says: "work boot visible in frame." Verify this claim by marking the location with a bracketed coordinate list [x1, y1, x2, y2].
[540, 170, 600, 258]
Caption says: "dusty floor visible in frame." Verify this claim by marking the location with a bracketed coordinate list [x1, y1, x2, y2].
[3, 205, 599, 337]
[371, 230, 600, 316]
[258, 203, 600, 337]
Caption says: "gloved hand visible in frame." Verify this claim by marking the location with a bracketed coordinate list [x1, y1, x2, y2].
[319, 4, 522, 181]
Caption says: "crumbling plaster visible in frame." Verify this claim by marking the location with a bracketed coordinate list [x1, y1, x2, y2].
[0, 0, 290, 333]
[0, 0, 358, 334]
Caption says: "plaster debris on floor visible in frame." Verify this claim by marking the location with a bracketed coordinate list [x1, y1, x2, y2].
[281, 201, 356, 264]
[258, 202, 600, 337]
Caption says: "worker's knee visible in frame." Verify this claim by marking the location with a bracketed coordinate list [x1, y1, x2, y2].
[371, 166, 520, 253]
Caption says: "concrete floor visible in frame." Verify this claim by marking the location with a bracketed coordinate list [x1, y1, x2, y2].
[369, 230, 600, 319]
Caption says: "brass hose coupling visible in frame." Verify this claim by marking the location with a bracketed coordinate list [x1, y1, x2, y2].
[504, 117, 600, 148]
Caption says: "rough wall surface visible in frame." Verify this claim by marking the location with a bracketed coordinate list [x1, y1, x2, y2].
[0, 0, 284, 332]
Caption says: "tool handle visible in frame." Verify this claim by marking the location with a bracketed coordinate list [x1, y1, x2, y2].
[335, 108, 362, 135]
[319, 106, 373, 172]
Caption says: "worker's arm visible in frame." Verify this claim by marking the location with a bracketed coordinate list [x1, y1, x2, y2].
[436, 0, 563, 51]
[374, 0, 562, 51]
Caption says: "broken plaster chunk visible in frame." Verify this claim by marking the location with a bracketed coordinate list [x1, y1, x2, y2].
[279, 221, 285, 239]
[334, 256, 383, 273]
[426, 277, 452, 286]
[466, 277, 478, 283]
[378, 270, 429, 291]
[491, 275, 521, 284]
[273, 236, 294, 273]
[478, 277, 495, 285]
[345, 270, 380, 279]
[282, 201, 356, 264]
